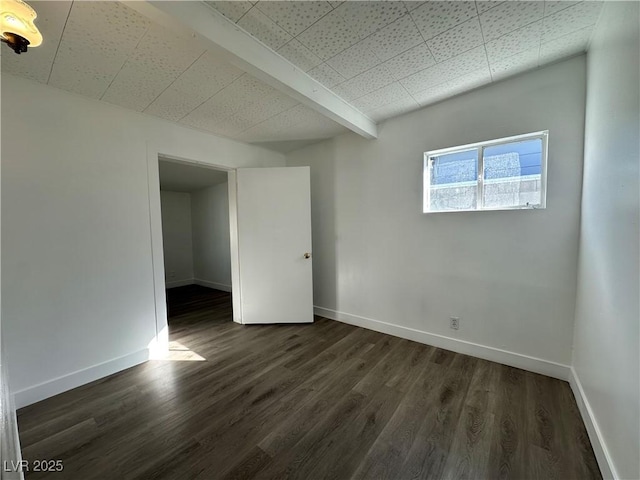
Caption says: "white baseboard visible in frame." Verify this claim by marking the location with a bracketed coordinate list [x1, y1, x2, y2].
[569, 367, 616, 479]
[314, 306, 571, 381]
[165, 278, 194, 289]
[194, 279, 232, 292]
[13, 349, 149, 409]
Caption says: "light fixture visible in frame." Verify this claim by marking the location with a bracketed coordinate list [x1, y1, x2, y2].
[1, 0, 42, 54]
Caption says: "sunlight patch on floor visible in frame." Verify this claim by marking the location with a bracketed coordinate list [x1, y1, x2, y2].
[166, 341, 206, 361]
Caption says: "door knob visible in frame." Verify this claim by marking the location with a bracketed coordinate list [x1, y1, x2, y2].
[303, 252, 312, 259]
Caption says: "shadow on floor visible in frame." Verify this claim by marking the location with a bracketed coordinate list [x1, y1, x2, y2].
[166, 284, 232, 325]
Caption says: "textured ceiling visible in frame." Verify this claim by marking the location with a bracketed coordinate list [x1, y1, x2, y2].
[1, 1, 347, 151]
[159, 158, 228, 192]
[208, 0, 603, 121]
[2, 1, 603, 152]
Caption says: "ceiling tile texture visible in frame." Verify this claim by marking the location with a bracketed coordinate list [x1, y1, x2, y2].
[205, 0, 602, 120]
[2, 0, 603, 151]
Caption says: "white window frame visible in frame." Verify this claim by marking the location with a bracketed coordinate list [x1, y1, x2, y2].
[423, 130, 548, 213]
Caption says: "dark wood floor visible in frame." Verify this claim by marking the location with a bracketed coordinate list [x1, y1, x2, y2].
[18, 285, 601, 480]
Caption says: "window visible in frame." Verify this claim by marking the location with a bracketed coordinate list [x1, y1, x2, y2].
[423, 131, 548, 213]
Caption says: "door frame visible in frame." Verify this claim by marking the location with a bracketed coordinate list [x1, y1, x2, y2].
[146, 143, 241, 358]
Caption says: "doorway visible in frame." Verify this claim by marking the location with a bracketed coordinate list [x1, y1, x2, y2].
[147, 148, 314, 357]
[157, 157, 233, 326]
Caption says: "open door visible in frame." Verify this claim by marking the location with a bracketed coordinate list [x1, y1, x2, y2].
[231, 167, 313, 324]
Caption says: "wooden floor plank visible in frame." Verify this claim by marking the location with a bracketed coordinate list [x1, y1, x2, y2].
[396, 354, 479, 479]
[17, 285, 602, 480]
[351, 360, 447, 480]
[440, 359, 500, 480]
[487, 366, 531, 480]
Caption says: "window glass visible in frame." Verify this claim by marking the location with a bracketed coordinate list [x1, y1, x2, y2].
[483, 139, 543, 209]
[428, 149, 478, 212]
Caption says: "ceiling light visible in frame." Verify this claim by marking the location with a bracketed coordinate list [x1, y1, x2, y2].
[1, 0, 42, 54]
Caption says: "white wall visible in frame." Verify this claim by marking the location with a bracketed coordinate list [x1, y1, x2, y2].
[160, 191, 194, 287]
[287, 57, 586, 372]
[0, 66, 24, 479]
[1, 75, 285, 406]
[191, 183, 232, 291]
[572, 3, 640, 479]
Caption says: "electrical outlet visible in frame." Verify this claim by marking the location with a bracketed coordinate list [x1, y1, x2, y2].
[450, 316, 460, 330]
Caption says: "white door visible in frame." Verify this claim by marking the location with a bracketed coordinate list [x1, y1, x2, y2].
[233, 167, 313, 324]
